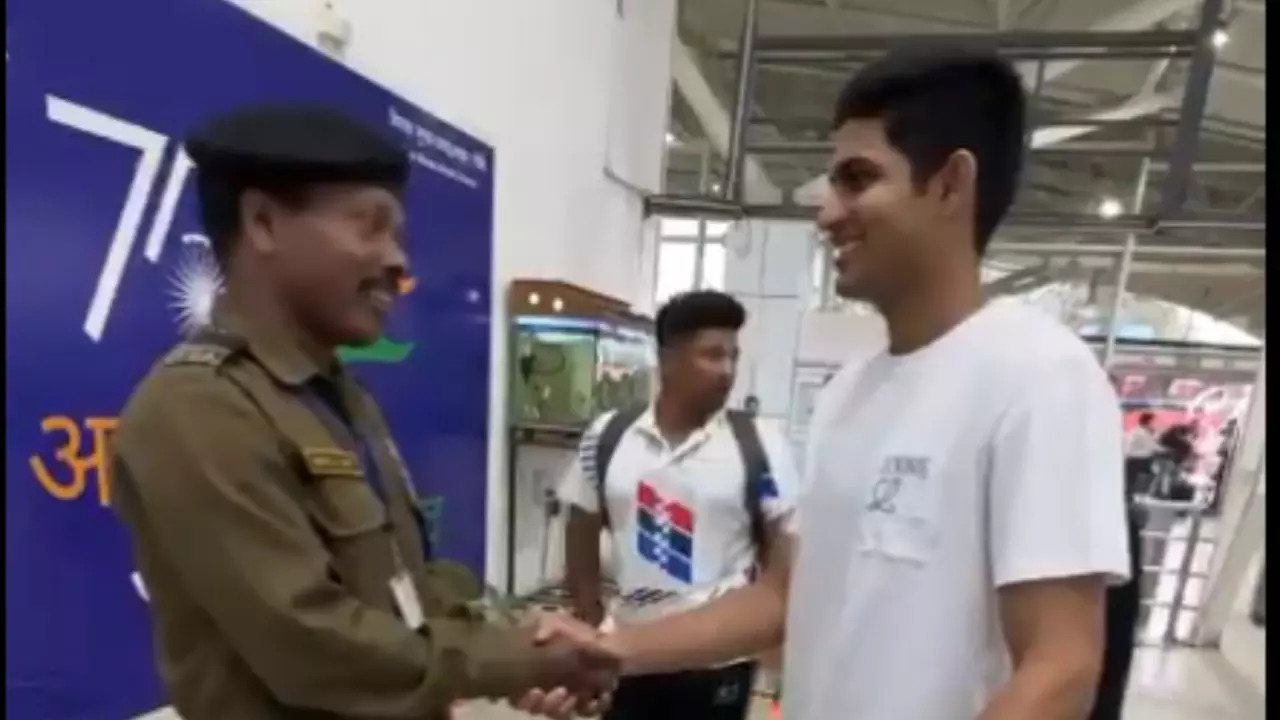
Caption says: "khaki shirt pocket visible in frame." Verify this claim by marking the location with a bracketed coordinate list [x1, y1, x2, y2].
[303, 469, 399, 611]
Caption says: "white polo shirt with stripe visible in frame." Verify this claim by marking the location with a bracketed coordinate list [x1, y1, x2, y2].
[558, 408, 800, 626]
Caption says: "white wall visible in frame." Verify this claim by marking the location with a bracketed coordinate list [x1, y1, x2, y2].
[723, 219, 886, 440]
[797, 309, 887, 366]
[226, 0, 678, 587]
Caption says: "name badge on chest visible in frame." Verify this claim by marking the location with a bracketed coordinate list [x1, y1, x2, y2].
[388, 544, 425, 629]
[390, 571, 425, 630]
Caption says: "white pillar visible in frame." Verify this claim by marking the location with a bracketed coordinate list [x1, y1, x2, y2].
[723, 220, 812, 422]
[1195, 349, 1266, 645]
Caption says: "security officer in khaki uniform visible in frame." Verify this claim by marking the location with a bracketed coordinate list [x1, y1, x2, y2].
[110, 105, 615, 720]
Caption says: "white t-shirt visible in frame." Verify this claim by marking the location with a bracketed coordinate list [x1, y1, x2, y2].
[558, 408, 799, 625]
[782, 300, 1131, 720]
[1124, 425, 1161, 459]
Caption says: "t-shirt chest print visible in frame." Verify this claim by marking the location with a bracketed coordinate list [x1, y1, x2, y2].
[867, 455, 932, 515]
[636, 480, 696, 583]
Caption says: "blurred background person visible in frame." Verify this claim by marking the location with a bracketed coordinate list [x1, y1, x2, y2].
[1123, 411, 1160, 497]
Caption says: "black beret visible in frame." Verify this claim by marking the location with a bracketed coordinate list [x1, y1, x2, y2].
[185, 104, 409, 188]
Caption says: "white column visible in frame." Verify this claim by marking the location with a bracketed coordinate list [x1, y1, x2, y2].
[723, 220, 812, 423]
[1195, 349, 1266, 645]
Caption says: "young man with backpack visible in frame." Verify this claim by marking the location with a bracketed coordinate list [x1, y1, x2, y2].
[556, 290, 799, 720]
[521, 47, 1130, 720]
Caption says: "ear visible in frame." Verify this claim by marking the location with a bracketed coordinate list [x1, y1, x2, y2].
[936, 149, 978, 218]
[238, 188, 280, 255]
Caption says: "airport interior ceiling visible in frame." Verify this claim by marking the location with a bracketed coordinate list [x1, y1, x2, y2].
[662, 0, 1266, 339]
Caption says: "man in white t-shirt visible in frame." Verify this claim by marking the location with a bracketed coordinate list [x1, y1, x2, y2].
[1124, 411, 1160, 495]
[1124, 413, 1161, 460]
[518, 46, 1130, 720]
[557, 290, 799, 720]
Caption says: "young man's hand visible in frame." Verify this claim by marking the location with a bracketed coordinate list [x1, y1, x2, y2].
[508, 611, 621, 718]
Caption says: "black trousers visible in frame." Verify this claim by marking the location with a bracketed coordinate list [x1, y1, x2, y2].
[1090, 508, 1143, 720]
[605, 661, 756, 720]
[1123, 457, 1153, 496]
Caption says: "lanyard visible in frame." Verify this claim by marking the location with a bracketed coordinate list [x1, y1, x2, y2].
[298, 380, 433, 559]
[298, 381, 387, 504]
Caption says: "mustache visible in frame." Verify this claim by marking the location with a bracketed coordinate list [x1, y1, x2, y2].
[358, 273, 403, 294]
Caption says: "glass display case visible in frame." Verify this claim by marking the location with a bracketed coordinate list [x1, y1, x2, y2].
[595, 325, 655, 415]
[510, 315, 656, 428]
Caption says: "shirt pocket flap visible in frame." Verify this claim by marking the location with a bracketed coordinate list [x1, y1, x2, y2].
[300, 448, 387, 537]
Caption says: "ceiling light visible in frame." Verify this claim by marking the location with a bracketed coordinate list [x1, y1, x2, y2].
[1097, 197, 1123, 219]
[1212, 29, 1229, 49]
[664, 132, 677, 146]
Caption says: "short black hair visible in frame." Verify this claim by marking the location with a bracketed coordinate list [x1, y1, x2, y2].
[655, 291, 746, 349]
[833, 46, 1026, 254]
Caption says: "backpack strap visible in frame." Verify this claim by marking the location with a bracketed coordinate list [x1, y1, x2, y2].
[589, 406, 646, 529]
[726, 410, 774, 571]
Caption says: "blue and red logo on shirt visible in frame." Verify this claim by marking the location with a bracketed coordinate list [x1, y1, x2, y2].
[636, 481, 695, 584]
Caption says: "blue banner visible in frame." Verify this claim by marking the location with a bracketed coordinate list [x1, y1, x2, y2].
[5, 1, 495, 717]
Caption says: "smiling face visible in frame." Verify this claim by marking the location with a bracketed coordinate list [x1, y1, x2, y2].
[241, 182, 409, 347]
[815, 118, 978, 307]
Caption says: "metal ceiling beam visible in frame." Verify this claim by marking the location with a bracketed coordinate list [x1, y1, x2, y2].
[1032, 55, 1175, 147]
[742, 29, 1197, 58]
[644, 194, 1266, 233]
[988, 243, 1265, 259]
[1030, 97, 1174, 147]
[1158, 0, 1226, 219]
[730, 0, 1200, 84]
[991, 0, 1012, 30]
[1156, 212, 1266, 231]
[1218, 59, 1265, 90]
[1035, 116, 1181, 129]
[724, 0, 760, 202]
[1205, 284, 1267, 318]
[748, 139, 1158, 157]
[770, 0, 1203, 204]
[752, 112, 1181, 131]
[786, 57, 1173, 205]
[671, 40, 781, 202]
[1013, 0, 1202, 86]
[733, 46, 1193, 63]
[1147, 161, 1265, 173]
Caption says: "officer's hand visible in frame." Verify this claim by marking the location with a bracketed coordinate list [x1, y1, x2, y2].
[510, 612, 618, 717]
[511, 686, 612, 719]
[509, 686, 578, 719]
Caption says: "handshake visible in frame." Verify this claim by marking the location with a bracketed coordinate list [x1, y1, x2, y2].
[505, 612, 626, 719]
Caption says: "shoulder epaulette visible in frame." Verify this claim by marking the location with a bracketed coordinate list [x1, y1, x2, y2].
[160, 330, 245, 368]
[161, 342, 235, 368]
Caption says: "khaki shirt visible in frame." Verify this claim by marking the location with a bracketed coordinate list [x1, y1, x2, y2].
[111, 309, 540, 720]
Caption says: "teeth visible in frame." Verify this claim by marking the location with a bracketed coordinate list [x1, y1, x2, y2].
[367, 289, 393, 310]
[833, 242, 862, 261]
